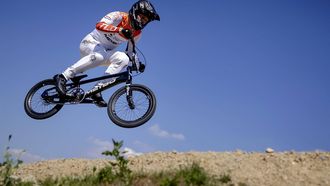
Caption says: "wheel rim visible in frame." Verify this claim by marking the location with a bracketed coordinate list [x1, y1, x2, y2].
[113, 89, 151, 123]
[28, 83, 60, 115]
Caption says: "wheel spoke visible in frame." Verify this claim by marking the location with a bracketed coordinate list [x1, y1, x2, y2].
[113, 89, 150, 122]
[24, 80, 64, 120]
[29, 84, 58, 114]
[107, 85, 156, 128]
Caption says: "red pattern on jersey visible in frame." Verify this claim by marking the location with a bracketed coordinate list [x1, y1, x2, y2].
[95, 12, 141, 38]
[96, 22, 120, 33]
[117, 14, 141, 38]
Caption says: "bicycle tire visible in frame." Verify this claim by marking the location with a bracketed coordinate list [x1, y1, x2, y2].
[24, 79, 64, 120]
[107, 84, 156, 128]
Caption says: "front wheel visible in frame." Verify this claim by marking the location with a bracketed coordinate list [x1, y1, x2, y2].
[107, 84, 156, 128]
[24, 79, 64, 120]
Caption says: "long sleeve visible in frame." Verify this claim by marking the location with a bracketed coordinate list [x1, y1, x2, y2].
[96, 22, 120, 33]
[95, 11, 124, 33]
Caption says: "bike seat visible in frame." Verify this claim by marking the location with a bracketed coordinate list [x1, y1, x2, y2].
[71, 74, 88, 84]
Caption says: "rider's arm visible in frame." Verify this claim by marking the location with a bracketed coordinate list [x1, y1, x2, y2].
[96, 22, 121, 32]
[95, 11, 123, 33]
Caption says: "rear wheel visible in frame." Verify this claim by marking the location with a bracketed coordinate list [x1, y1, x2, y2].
[107, 84, 156, 128]
[24, 79, 64, 120]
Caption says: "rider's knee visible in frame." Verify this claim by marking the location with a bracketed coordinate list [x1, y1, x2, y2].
[113, 52, 129, 66]
[90, 52, 105, 62]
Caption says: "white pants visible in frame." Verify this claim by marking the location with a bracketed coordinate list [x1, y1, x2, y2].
[62, 34, 129, 80]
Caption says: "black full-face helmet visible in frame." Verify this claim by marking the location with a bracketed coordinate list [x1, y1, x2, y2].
[129, 0, 160, 30]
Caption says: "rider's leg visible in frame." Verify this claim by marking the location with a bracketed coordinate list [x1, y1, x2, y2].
[92, 51, 130, 108]
[91, 51, 130, 87]
[54, 51, 106, 95]
[62, 43, 109, 80]
[62, 52, 105, 79]
[105, 51, 130, 74]
[55, 35, 108, 95]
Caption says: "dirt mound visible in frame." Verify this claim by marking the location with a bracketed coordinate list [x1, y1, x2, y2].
[14, 151, 330, 185]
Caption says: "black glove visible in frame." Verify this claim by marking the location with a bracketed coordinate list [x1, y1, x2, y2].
[121, 29, 132, 39]
[139, 63, 145, 72]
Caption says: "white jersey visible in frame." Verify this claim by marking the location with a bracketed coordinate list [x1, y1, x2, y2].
[90, 11, 141, 51]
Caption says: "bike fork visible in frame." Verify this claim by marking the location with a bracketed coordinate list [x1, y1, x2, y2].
[126, 84, 135, 110]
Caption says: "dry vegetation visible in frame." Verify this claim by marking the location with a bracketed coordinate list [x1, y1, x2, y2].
[12, 150, 330, 186]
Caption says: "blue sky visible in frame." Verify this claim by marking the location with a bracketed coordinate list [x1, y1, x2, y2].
[0, 0, 329, 163]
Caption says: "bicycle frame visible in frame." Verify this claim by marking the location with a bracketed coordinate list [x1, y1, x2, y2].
[63, 66, 133, 104]
[44, 37, 139, 105]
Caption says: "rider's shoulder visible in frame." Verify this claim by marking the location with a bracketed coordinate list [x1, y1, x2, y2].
[103, 11, 128, 21]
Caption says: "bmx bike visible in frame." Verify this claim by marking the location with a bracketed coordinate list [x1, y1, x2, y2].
[24, 38, 156, 128]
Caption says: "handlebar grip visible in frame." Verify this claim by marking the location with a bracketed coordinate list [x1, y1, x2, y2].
[139, 63, 145, 72]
